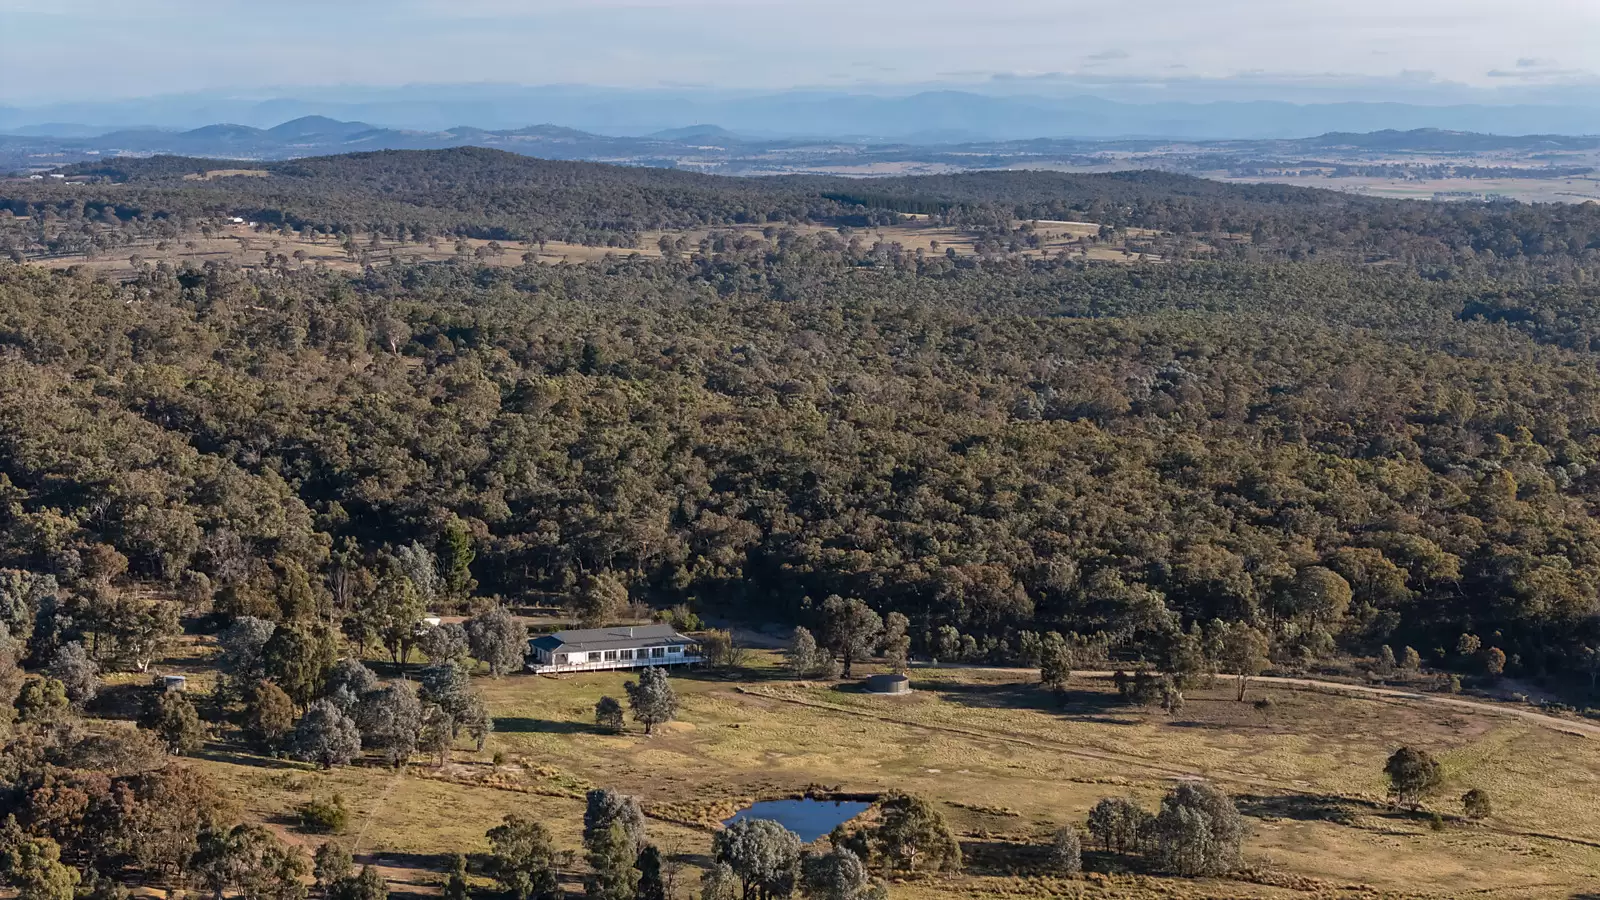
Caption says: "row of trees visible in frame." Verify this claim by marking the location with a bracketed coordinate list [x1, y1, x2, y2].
[784, 601, 910, 680]
[256, 650, 494, 770]
[1075, 782, 1246, 877]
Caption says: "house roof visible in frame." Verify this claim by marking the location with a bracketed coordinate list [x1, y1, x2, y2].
[529, 623, 696, 653]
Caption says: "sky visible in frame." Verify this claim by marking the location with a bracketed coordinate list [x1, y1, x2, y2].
[2, 0, 1598, 104]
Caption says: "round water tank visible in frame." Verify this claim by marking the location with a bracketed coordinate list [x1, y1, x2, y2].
[864, 673, 911, 694]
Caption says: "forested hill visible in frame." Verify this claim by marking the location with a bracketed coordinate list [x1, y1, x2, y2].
[6, 150, 1600, 694]
[6, 234, 1600, 687]
[12, 146, 1600, 268]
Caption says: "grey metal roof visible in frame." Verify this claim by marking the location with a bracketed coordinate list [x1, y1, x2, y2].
[528, 624, 696, 653]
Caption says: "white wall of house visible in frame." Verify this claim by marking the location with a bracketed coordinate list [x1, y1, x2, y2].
[528, 642, 697, 672]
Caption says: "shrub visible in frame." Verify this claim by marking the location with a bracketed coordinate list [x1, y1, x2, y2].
[1049, 827, 1082, 876]
[244, 679, 296, 750]
[48, 642, 100, 705]
[1461, 788, 1492, 820]
[595, 696, 624, 733]
[139, 690, 207, 755]
[698, 629, 745, 669]
[655, 604, 702, 632]
[299, 794, 351, 834]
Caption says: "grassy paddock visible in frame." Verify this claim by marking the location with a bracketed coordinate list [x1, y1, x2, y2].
[28, 215, 1161, 281]
[187, 650, 1600, 898]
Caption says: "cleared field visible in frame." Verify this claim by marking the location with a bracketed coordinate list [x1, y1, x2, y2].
[29, 229, 644, 279]
[1215, 172, 1600, 204]
[181, 169, 271, 181]
[173, 644, 1600, 900]
[25, 216, 1164, 281]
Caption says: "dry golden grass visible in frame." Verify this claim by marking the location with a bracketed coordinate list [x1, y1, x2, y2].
[31, 229, 640, 279]
[27, 215, 1167, 281]
[1213, 172, 1600, 204]
[172, 647, 1600, 898]
[181, 169, 270, 181]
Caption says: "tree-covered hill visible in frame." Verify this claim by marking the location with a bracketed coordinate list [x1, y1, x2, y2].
[4, 226, 1600, 684]
[6, 147, 1599, 271]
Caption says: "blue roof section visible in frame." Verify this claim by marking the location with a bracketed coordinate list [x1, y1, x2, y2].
[527, 623, 695, 653]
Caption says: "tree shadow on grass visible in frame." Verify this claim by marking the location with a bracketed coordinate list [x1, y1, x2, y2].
[1081, 849, 1158, 876]
[959, 837, 1047, 876]
[366, 660, 416, 681]
[492, 716, 594, 735]
[1233, 792, 1442, 832]
[959, 838, 1163, 878]
[264, 811, 307, 831]
[194, 745, 309, 771]
[1164, 720, 1248, 731]
[1235, 792, 1367, 825]
[87, 682, 150, 721]
[675, 665, 794, 685]
[927, 680, 1142, 724]
[359, 850, 458, 873]
[667, 848, 714, 868]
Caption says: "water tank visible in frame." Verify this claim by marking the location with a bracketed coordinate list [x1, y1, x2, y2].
[864, 673, 911, 694]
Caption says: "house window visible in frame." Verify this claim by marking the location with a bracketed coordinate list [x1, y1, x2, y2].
[619, 649, 634, 660]
[668, 645, 682, 655]
[556, 653, 568, 664]
[651, 647, 666, 658]
[604, 650, 618, 661]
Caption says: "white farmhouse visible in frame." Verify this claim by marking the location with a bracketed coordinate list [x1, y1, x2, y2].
[526, 624, 700, 674]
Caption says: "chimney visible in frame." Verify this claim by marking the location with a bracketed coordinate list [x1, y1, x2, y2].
[628, 627, 634, 638]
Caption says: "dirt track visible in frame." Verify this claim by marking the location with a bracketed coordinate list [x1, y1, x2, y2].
[922, 664, 1600, 739]
[742, 670, 1600, 853]
[1210, 673, 1600, 739]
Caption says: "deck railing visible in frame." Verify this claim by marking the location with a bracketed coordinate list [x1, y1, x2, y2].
[526, 654, 703, 674]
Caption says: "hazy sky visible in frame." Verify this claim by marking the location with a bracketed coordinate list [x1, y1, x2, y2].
[3, 0, 1598, 103]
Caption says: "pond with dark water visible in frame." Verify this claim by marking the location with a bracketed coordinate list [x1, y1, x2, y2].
[721, 798, 872, 843]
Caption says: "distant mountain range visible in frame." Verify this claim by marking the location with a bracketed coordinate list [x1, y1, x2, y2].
[5, 116, 1599, 210]
[4, 115, 1598, 175]
[8, 86, 1600, 142]
[1304, 129, 1600, 152]
[0, 116, 725, 172]
[2, 115, 654, 157]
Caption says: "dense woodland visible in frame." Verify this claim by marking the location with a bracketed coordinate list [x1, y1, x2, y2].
[5, 147, 1600, 275]
[2, 149, 1600, 682]
[2, 146, 1600, 896]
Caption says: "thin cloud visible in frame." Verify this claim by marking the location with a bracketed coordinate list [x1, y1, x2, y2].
[1488, 60, 1589, 80]
[2, 0, 1597, 103]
